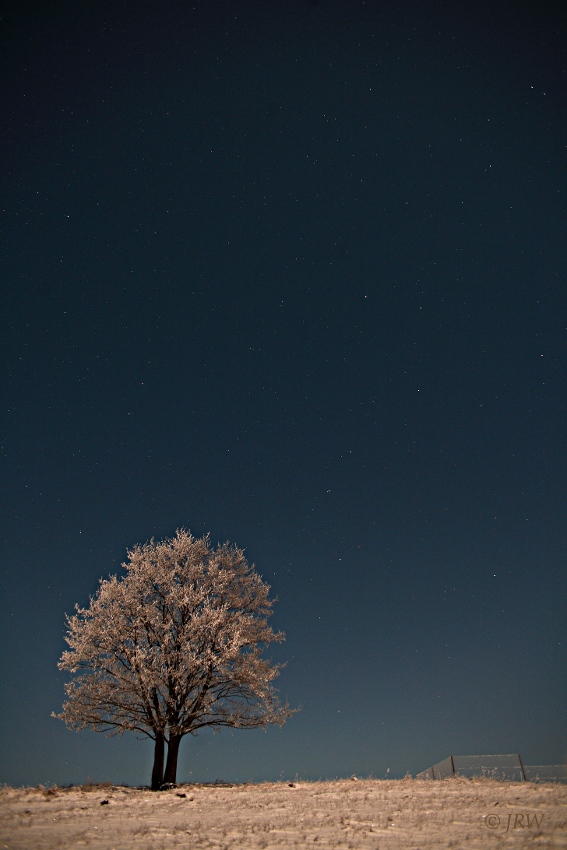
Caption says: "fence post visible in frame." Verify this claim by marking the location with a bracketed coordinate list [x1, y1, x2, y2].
[518, 754, 527, 782]
[450, 756, 456, 777]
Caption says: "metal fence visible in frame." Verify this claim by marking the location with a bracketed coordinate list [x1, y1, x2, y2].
[416, 754, 567, 783]
[524, 765, 567, 784]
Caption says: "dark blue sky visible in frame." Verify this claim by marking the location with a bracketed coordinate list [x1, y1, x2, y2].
[1, 0, 565, 786]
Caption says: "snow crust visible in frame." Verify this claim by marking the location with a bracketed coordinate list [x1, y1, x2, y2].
[1, 777, 565, 849]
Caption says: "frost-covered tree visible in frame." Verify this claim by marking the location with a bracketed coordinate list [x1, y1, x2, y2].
[54, 530, 293, 789]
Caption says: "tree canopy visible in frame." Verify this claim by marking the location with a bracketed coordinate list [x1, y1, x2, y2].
[54, 530, 293, 788]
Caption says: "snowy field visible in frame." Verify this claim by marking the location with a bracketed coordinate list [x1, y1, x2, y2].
[1, 777, 566, 849]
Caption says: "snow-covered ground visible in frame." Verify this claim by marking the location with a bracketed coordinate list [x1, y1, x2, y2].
[1, 777, 565, 849]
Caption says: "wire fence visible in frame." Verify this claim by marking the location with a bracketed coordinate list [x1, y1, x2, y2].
[416, 754, 567, 783]
[524, 765, 567, 783]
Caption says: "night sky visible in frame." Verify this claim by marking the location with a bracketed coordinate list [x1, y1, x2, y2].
[1, 0, 565, 787]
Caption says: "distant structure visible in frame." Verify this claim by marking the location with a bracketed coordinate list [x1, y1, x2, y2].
[416, 754, 567, 783]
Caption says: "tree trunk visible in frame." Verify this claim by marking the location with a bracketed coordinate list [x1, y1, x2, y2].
[151, 732, 165, 791]
[163, 734, 182, 785]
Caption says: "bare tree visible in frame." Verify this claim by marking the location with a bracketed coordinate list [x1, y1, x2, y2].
[54, 530, 294, 789]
